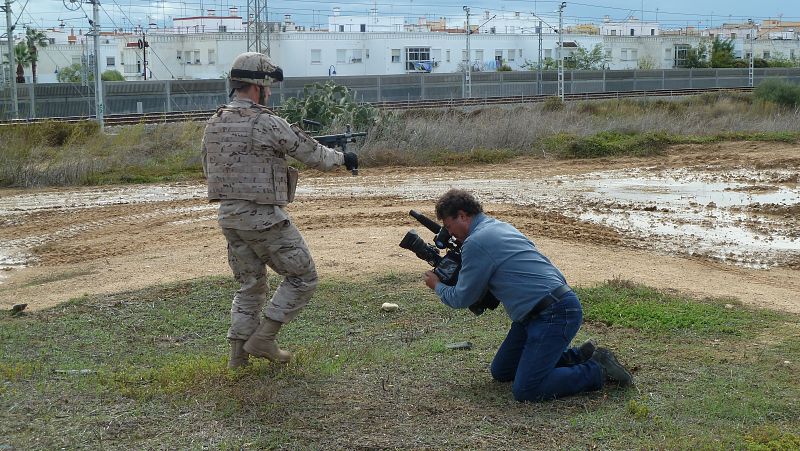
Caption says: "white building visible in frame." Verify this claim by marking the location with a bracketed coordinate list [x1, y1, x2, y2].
[172, 8, 245, 34]
[328, 8, 405, 33]
[600, 16, 660, 37]
[23, 10, 800, 83]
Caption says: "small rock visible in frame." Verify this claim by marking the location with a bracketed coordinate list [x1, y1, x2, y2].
[381, 302, 399, 312]
[446, 341, 473, 350]
[724, 304, 734, 309]
[784, 360, 791, 365]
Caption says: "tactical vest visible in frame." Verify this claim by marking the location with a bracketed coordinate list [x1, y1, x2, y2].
[204, 104, 297, 205]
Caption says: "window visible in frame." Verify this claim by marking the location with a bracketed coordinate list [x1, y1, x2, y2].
[351, 49, 363, 63]
[310, 49, 321, 64]
[508, 49, 516, 62]
[360, 24, 366, 32]
[519, 49, 523, 58]
[763, 51, 770, 59]
[792, 50, 796, 59]
[650, 29, 655, 36]
[218, 25, 227, 32]
[731, 33, 737, 39]
[337, 49, 346, 64]
[338, 25, 344, 32]
[675, 44, 690, 67]
[495, 50, 503, 60]
[405, 47, 431, 71]
[177, 50, 182, 60]
[544, 49, 552, 59]
[611, 29, 617, 36]
[184, 51, 192, 64]
[106, 56, 115, 67]
[208, 49, 216, 64]
[194, 50, 200, 64]
[630, 28, 635, 36]
[462, 49, 468, 62]
[446, 49, 451, 62]
[621, 49, 628, 60]
[475, 49, 483, 62]
[48, 38, 56, 44]
[605, 49, 612, 60]
[391, 49, 401, 63]
[630, 49, 638, 60]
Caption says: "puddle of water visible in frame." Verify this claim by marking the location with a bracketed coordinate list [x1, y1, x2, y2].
[301, 168, 800, 268]
[0, 184, 206, 216]
[2, 168, 798, 270]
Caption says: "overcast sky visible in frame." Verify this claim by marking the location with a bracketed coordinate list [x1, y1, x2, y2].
[12, 0, 798, 33]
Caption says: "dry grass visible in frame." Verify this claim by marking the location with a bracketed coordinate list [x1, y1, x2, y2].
[2, 93, 799, 186]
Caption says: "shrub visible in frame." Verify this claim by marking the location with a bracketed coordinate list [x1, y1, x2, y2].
[754, 79, 800, 108]
[541, 96, 565, 112]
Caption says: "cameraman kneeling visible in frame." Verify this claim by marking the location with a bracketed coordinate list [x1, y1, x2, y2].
[423, 189, 633, 401]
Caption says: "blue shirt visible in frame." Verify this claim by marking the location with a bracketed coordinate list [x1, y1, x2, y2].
[434, 213, 567, 322]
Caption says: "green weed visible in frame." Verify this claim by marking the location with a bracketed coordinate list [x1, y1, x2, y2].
[1, 274, 797, 449]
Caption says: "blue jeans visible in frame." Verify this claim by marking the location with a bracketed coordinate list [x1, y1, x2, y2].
[490, 292, 604, 401]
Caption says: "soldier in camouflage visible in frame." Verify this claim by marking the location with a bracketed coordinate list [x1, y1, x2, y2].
[202, 52, 358, 368]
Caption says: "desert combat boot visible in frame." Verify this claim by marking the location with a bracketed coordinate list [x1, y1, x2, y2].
[228, 339, 250, 369]
[243, 318, 292, 363]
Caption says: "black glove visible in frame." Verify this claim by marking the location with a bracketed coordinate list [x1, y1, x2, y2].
[344, 152, 358, 172]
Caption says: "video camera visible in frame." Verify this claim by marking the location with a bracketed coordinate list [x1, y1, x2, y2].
[399, 210, 500, 316]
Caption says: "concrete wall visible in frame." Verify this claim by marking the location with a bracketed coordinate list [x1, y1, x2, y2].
[4, 68, 800, 120]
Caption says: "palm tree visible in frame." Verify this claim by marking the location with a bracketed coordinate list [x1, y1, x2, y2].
[13, 41, 31, 83]
[25, 27, 49, 83]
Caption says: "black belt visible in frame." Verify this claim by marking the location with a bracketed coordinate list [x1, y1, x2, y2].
[523, 284, 572, 322]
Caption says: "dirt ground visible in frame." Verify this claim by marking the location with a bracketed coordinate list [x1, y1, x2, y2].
[1, 141, 798, 314]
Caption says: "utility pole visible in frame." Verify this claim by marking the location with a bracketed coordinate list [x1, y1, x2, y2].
[538, 20, 543, 95]
[138, 30, 148, 80]
[89, 0, 103, 128]
[247, 0, 270, 54]
[558, 2, 566, 101]
[463, 5, 471, 98]
[748, 18, 754, 87]
[2, 0, 18, 119]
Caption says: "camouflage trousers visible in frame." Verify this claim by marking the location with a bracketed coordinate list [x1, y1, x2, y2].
[221, 220, 318, 340]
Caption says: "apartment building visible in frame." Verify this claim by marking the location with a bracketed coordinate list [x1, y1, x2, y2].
[14, 9, 800, 84]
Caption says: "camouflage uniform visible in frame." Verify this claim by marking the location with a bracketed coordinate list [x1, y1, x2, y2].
[202, 97, 344, 340]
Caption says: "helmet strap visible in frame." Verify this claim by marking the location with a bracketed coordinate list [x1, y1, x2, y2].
[257, 85, 266, 105]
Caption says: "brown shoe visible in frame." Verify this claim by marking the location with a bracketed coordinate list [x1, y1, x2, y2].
[228, 339, 250, 369]
[243, 318, 292, 363]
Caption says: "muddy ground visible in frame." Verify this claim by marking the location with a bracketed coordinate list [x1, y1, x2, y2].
[1, 141, 798, 314]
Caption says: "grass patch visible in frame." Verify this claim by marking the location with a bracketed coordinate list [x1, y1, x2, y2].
[1, 273, 798, 449]
[22, 269, 99, 287]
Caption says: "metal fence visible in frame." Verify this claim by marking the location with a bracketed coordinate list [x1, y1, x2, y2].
[2, 68, 800, 120]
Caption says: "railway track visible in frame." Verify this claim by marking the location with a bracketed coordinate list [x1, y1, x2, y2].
[1, 86, 753, 127]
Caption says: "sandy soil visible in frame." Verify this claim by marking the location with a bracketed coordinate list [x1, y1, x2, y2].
[1, 141, 798, 313]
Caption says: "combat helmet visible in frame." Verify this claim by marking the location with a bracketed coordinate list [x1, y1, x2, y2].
[229, 52, 284, 87]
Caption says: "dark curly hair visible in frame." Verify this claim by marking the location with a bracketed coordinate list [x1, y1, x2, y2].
[435, 189, 483, 220]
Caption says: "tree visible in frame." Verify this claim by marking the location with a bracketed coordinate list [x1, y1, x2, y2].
[710, 37, 736, 68]
[56, 63, 85, 83]
[56, 64, 123, 82]
[13, 42, 31, 83]
[24, 27, 49, 83]
[101, 70, 125, 81]
[638, 55, 656, 70]
[565, 43, 607, 70]
[684, 42, 709, 68]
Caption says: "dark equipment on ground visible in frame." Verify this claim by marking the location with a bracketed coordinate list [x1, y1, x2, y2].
[399, 210, 500, 316]
[302, 119, 366, 176]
